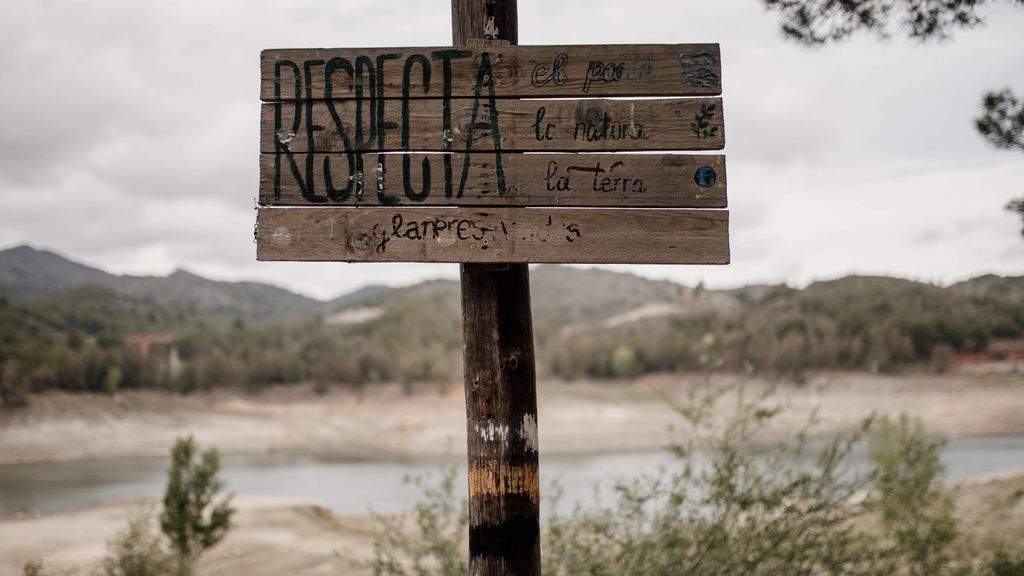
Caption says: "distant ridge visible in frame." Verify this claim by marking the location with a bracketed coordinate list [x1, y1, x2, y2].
[2, 244, 1022, 391]
[0, 245, 323, 326]
[2, 243, 1022, 332]
[0, 245, 119, 301]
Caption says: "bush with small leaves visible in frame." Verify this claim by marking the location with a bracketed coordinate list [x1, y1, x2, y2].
[370, 380, 1024, 575]
[101, 510, 176, 576]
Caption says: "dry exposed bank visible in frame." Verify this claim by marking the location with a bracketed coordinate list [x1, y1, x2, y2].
[1, 371, 1023, 466]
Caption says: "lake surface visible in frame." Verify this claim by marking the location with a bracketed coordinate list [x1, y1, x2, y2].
[2, 435, 1023, 518]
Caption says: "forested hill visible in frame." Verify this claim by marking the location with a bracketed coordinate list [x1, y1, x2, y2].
[0, 245, 324, 327]
[1, 245, 1023, 406]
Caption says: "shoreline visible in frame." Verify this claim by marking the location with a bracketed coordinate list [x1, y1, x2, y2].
[2, 371, 1024, 466]
[2, 370, 1023, 575]
[2, 467, 1022, 576]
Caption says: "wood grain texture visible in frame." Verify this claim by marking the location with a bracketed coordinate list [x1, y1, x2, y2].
[256, 207, 729, 264]
[453, 6, 539, 575]
[452, 0, 517, 44]
[262, 97, 724, 153]
[460, 262, 539, 575]
[261, 44, 721, 101]
[259, 152, 727, 207]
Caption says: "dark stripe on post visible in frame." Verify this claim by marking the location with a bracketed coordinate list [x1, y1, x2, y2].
[469, 516, 542, 559]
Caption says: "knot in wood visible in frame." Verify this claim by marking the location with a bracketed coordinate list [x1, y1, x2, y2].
[575, 100, 609, 127]
[500, 354, 520, 370]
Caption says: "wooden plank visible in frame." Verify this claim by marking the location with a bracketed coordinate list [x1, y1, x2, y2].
[259, 153, 727, 208]
[261, 44, 721, 101]
[256, 207, 729, 264]
[261, 97, 724, 153]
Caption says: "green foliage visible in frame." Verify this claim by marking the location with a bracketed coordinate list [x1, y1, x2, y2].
[101, 510, 176, 576]
[976, 87, 1024, 238]
[21, 560, 46, 576]
[977, 89, 1024, 152]
[988, 548, 1024, 576]
[3, 273, 1024, 398]
[761, 0, 1024, 241]
[159, 436, 234, 576]
[869, 415, 962, 574]
[761, 0, 1021, 45]
[550, 278, 1024, 381]
[370, 468, 468, 576]
[370, 383, 1024, 575]
[1009, 199, 1024, 238]
[543, 384, 882, 575]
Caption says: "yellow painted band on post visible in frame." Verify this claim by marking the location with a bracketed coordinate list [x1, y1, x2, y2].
[468, 461, 540, 504]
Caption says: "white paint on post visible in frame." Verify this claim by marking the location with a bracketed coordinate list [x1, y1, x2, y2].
[519, 413, 538, 453]
[475, 420, 511, 445]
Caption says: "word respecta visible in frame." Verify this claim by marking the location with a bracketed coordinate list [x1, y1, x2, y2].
[272, 50, 505, 204]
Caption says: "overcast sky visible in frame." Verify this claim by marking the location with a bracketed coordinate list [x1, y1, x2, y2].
[0, 0, 1021, 300]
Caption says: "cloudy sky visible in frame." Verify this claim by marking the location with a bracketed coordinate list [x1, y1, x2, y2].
[0, 0, 1021, 300]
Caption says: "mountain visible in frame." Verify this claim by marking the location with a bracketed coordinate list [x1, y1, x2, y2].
[0, 245, 118, 301]
[2, 244, 1023, 396]
[3, 243, 1022, 345]
[530, 265, 740, 325]
[0, 245, 323, 326]
[950, 274, 1024, 302]
[320, 266, 744, 333]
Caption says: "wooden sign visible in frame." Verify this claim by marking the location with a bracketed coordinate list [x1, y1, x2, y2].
[260, 97, 724, 153]
[256, 43, 730, 265]
[258, 208, 728, 264]
[260, 153, 727, 207]
[261, 44, 722, 100]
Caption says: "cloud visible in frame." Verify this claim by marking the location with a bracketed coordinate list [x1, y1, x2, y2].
[0, 0, 1021, 300]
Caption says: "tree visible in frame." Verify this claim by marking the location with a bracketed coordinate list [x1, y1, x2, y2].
[159, 436, 235, 576]
[760, 0, 1024, 235]
[977, 90, 1024, 235]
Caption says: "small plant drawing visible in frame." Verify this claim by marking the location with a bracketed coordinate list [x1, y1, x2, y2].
[691, 102, 719, 139]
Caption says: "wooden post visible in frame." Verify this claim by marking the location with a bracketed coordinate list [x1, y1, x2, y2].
[453, 2, 540, 575]
[452, 0, 518, 45]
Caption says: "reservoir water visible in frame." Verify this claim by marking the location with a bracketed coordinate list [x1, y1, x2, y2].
[2, 435, 1023, 518]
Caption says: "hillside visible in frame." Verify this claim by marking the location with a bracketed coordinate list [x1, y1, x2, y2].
[1, 244, 1023, 407]
[0, 245, 116, 301]
[0, 245, 324, 326]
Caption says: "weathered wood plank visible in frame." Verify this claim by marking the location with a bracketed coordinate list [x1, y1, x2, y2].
[261, 44, 721, 101]
[259, 153, 727, 207]
[256, 207, 729, 264]
[262, 98, 724, 153]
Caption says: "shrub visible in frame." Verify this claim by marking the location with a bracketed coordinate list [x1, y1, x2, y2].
[988, 548, 1024, 576]
[100, 510, 175, 576]
[369, 380, 1024, 575]
[159, 436, 235, 576]
[369, 468, 468, 576]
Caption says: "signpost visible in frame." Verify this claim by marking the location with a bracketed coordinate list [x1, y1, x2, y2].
[256, 1, 728, 573]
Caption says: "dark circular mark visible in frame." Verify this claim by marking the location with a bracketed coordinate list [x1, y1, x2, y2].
[694, 166, 717, 188]
[575, 100, 607, 126]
